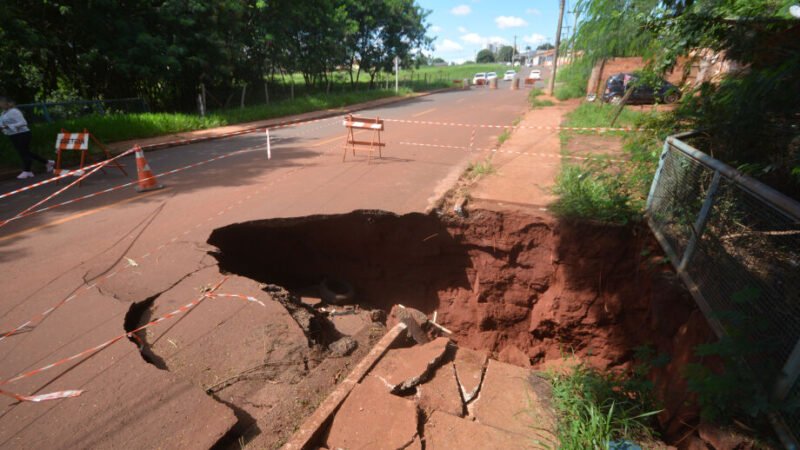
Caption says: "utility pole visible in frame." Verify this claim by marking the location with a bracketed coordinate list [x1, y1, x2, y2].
[512, 35, 517, 64]
[548, 0, 566, 95]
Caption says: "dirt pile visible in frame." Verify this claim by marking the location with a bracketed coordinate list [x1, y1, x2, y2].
[207, 208, 715, 442]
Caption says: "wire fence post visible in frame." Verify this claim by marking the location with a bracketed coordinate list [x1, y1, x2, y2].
[677, 170, 721, 273]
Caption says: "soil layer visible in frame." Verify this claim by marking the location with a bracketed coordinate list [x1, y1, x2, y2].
[207, 208, 714, 443]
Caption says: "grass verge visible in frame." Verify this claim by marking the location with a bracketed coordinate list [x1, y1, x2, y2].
[529, 88, 555, 109]
[553, 58, 593, 101]
[0, 87, 421, 170]
[551, 101, 664, 224]
[544, 356, 661, 449]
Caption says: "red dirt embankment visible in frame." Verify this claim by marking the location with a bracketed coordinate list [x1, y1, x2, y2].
[207, 208, 714, 442]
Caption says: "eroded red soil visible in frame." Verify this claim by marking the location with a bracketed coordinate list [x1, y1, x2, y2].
[207, 208, 715, 443]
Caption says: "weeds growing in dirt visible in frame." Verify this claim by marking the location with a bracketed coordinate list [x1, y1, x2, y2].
[529, 88, 555, 109]
[544, 356, 662, 449]
[467, 155, 497, 179]
[497, 129, 512, 145]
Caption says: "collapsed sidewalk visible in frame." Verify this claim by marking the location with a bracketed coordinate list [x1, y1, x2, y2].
[284, 307, 558, 450]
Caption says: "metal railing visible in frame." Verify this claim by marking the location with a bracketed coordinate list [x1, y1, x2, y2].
[646, 132, 800, 448]
[17, 98, 148, 124]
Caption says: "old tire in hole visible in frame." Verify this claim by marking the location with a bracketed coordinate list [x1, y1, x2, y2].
[320, 277, 355, 305]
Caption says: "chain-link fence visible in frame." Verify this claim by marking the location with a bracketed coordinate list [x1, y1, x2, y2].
[17, 98, 148, 125]
[646, 132, 800, 447]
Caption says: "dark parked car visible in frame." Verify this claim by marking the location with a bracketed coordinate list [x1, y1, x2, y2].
[601, 73, 681, 104]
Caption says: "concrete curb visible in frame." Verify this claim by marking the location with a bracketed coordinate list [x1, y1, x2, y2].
[0, 88, 458, 183]
[281, 322, 408, 450]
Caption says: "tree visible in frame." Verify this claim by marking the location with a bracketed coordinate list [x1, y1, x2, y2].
[476, 49, 495, 63]
[536, 43, 555, 50]
[0, 0, 432, 109]
[525, 45, 532, 51]
[497, 45, 515, 62]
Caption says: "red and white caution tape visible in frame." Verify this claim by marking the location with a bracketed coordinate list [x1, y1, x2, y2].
[0, 148, 136, 229]
[207, 293, 266, 307]
[0, 116, 340, 202]
[398, 141, 630, 164]
[0, 387, 84, 403]
[0, 159, 120, 201]
[0, 141, 341, 345]
[1, 143, 268, 226]
[383, 118, 643, 132]
[0, 278, 229, 398]
[0, 282, 273, 403]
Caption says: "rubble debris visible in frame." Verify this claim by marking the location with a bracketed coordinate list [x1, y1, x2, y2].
[425, 410, 534, 450]
[328, 336, 357, 357]
[417, 361, 465, 417]
[324, 376, 419, 450]
[472, 359, 557, 444]
[453, 347, 489, 403]
[371, 337, 451, 394]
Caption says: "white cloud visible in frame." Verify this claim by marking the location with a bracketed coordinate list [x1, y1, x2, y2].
[457, 26, 468, 33]
[450, 5, 471, 15]
[488, 36, 510, 46]
[460, 33, 484, 45]
[430, 25, 441, 32]
[460, 33, 510, 47]
[525, 8, 542, 15]
[437, 39, 464, 52]
[522, 33, 547, 44]
[495, 16, 528, 29]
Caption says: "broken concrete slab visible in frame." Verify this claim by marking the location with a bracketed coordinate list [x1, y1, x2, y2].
[472, 359, 557, 446]
[417, 361, 465, 417]
[425, 410, 543, 450]
[324, 376, 419, 450]
[370, 337, 451, 393]
[454, 347, 489, 402]
[144, 268, 310, 389]
[282, 323, 408, 450]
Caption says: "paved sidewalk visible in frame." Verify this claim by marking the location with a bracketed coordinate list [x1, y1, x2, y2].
[469, 97, 581, 211]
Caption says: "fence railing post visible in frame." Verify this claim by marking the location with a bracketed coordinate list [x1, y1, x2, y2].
[646, 138, 671, 212]
[95, 100, 105, 115]
[678, 170, 721, 273]
[41, 104, 52, 123]
[775, 338, 800, 400]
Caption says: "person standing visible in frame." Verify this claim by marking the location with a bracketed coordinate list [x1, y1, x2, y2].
[0, 96, 54, 179]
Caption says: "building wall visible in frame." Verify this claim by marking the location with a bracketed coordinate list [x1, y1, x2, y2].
[586, 53, 738, 95]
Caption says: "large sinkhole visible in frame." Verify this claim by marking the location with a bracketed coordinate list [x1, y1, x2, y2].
[207, 209, 705, 372]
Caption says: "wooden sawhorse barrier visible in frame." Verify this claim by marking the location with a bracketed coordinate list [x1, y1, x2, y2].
[342, 115, 385, 164]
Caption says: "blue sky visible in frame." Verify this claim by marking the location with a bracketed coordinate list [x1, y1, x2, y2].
[418, 0, 571, 63]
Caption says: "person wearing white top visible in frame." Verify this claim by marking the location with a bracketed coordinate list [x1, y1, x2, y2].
[0, 96, 54, 179]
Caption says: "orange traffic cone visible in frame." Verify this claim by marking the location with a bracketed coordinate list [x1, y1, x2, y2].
[133, 145, 163, 192]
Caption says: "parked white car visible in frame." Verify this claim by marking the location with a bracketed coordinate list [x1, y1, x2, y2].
[472, 72, 487, 85]
[528, 69, 542, 80]
[486, 72, 498, 81]
[503, 70, 516, 81]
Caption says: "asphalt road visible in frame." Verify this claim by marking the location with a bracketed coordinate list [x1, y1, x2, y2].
[0, 71, 541, 447]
